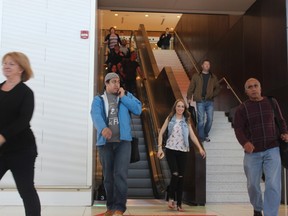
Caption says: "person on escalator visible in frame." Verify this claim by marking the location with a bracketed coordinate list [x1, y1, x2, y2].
[90, 72, 142, 216]
[157, 98, 206, 212]
[121, 51, 146, 95]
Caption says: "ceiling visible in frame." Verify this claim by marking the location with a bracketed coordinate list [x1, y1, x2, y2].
[98, 0, 256, 31]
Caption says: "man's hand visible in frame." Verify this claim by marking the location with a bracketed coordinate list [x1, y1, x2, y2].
[118, 87, 125, 98]
[102, 128, 112, 140]
[243, 141, 255, 153]
[0, 135, 6, 147]
[281, 133, 288, 142]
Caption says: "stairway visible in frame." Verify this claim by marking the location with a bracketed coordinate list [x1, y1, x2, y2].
[205, 111, 249, 202]
[153, 49, 190, 99]
[153, 49, 250, 203]
[128, 115, 154, 198]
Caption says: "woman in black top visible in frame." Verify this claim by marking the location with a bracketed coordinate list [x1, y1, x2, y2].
[0, 52, 41, 216]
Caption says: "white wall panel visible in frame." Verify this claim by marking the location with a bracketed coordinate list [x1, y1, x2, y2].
[0, 0, 96, 205]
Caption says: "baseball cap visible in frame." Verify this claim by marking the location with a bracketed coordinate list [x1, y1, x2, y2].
[104, 72, 119, 83]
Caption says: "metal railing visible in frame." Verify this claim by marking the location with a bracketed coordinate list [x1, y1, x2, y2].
[219, 77, 242, 104]
[174, 31, 243, 106]
[174, 31, 200, 74]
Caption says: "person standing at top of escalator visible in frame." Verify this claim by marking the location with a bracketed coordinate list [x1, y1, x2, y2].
[104, 27, 122, 51]
[159, 28, 172, 49]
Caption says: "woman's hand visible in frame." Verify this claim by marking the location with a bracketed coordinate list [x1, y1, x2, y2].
[199, 148, 206, 159]
[157, 147, 165, 159]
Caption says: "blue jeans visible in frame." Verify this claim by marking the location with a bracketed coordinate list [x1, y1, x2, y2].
[196, 100, 214, 141]
[98, 141, 131, 212]
[244, 147, 281, 216]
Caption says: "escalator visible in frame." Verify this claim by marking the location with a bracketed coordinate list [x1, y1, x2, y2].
[128, 114, 153, 198]
[94, 24, 206, 205]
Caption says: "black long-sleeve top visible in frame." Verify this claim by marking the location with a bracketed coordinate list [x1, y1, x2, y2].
[0, 81, 37, 155]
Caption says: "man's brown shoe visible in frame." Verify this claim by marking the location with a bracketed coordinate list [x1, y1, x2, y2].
[104, 210, 114, 216]
[112, 210, 124, 216]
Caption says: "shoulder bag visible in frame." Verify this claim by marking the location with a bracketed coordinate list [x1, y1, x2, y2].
[130, 117, 140, 163]
[268, 97, 288, 169]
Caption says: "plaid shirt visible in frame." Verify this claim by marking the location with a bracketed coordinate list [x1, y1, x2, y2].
[234, 97, 287, 152]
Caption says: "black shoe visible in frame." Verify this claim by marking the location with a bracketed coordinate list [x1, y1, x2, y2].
[254, 210, 262, 216]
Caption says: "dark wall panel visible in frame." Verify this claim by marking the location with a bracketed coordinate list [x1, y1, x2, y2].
[175, 0, 288, 117]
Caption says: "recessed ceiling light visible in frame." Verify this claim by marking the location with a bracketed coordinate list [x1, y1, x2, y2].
[177, 15, 181, 18]
[115, 14, 118, 16]
[145, 14, 149, 17]
[114, 26, 117, 29]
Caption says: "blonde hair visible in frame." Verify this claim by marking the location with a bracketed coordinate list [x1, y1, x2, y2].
[2, 52, 33, 82]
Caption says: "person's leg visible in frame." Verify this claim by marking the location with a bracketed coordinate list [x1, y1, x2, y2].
[175, 151, 187, 208]
[204, 101, 214, 139]
[98, 144, 115, 211]
[165, 149, 178, 202]
[244, 151, 263, 213]
[196, 102, 205, 142]
[113, 141, 131, 213]
[263, 147, 281, 216]
[0, 155, 9, 180]
[9, 151, 41, 216]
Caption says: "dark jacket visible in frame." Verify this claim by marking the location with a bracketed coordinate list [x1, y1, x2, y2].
[187, 72, 221, 102]
[0, 82, 37, 154]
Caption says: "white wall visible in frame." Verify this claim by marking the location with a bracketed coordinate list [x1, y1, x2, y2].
[0, 0, 96, 205]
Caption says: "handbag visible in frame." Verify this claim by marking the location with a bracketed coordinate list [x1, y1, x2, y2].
[157, 40, 162, 48]
[130, 116, 140, 163]
[268, 97, 288, 169]
[130, 137, 140, 163]
[188, 105, 197, 127]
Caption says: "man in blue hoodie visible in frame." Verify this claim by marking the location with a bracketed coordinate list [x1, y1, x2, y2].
[91, 72, 142, 216]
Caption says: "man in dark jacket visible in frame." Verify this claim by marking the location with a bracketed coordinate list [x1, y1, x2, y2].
[186, 59, 220, 142]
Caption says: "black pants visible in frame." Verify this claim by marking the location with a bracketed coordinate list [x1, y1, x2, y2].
[0, 151, 41, 216]
[165, 148, 187, 206]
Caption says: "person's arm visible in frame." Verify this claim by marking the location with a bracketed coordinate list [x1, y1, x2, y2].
[187, 75, 196, 104]
[157, 118, 169, 159]
[233, 104, 254, 152]
[104, 34, 110, 44]
[213, 75, 221, 97]
[188, 124, 206, 158]
[117, 34, 122, 45]
[120, 91, 142, 116]
[90, 96, 108, 135]
[136, 66, 146, 80]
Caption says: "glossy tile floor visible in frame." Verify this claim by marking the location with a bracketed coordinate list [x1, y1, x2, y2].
[0, 199, 288, 216]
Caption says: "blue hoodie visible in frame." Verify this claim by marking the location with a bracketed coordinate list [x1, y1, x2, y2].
[90, 91, 142, 146]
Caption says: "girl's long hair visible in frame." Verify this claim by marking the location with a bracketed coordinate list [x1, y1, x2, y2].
[167, 98, 192, 123]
